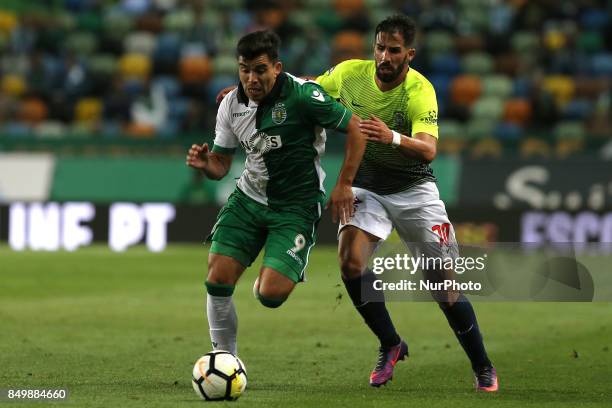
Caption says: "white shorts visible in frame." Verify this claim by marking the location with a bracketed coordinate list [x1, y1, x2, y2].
[339, 182, 458, 259]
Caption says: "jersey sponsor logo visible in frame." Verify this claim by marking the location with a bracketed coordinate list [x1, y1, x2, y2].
[311, 89, 325, 102]
[393, 111, 407, 129]
[351, 100, 364, 107]
[271, 102, 287, 124]
[286, 234, 306, 265]
[242, 131, 282, 154]
[232, 110, 251, 118]
[421, 110, 438, 125]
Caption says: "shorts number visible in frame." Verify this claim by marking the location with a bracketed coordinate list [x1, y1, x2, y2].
[432, 223, 451, 246]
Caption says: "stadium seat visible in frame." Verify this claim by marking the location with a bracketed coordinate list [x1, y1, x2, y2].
[76, 12, 103, 33]
[592, 53, 612, 77]
[212, 54, 237, 76]
[163, 9, 195, 32]
[1, 74, 27, 97]
[135, 12, 163, 33]
[520, 137, 551, 159]
[335, 0, 366, 16]
[543, 29, 566, 51]
[511, 77, 531, 98]
[2, 121, 30, 137]
[207, 75, 237, 103]
[437, 120, 467, 155]
[454, 34, 484, 54]
[574, 77, 607, 100]
[332, 31, 367, 62]
[494, 122, 523, 141]
[120, 0, 152, 16]
[556, 139, 585, 158]
[88, 54, 117, 78]
[152, 76, 180, 98]
[65, 32, 98, 56]
[19, 98, 48, 125]
[438, 120, 464, 139]
[562, 99, 593, 120]
[482, 75, 513, 98]
[429, 74, 452, 100]
[462, 52, 494, 75]
[450, 75, 482, 107]
[461, 5, 489, 31]
[429, 53, 461, 75]
[118, 53, 152, 79]
[465, 118, 495, 140]
[470, 137, 503, 159]
[503, 98, 532, 125]
[580, 8, 609, 30]
[471, 96, 504, 121]
[34, 121, 66, 139]
[554, 121, 586, 140]
[511, 31, 539, 53]
[425, 31, 454, 54]
[576, 31, 603, 54]
[126, 122, 156, 138]
[103, 12, 133, 39]
[542, 75, 575, 107]
[75, 98, 103, 124]
[288, 9, 315, 28]
[179, 55, 212, 83]
[124, 31, 157, 56]
[494, 52, 520, 76]
[0, 10, 18, 34]
[121, 78, 147, 96]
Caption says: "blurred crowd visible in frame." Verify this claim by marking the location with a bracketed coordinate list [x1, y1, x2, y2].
[0, 0, 611, 157]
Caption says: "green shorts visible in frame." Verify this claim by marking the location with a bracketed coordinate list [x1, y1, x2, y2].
[208, 188, 323, 283]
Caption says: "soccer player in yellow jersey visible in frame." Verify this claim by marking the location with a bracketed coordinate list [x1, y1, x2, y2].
[315, 15, 497, 391]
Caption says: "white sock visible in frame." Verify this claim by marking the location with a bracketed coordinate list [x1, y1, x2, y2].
[207, 294, 238, 355]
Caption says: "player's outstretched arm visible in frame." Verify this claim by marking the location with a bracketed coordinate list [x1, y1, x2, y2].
[327, 115, 366, 224]
[185, 143, 233, 180]
[360, 115, 437, 163]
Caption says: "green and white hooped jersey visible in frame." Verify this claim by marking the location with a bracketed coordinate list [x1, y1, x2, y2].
[213, 72, 352, 208]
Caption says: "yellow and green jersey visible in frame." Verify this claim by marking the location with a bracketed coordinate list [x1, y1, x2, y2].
[316, 59, 439, 194]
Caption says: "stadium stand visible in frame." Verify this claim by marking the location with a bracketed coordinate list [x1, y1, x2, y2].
[0, 0, 610, 157]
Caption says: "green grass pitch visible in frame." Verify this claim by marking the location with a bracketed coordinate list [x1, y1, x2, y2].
[1, 245, 611, 407]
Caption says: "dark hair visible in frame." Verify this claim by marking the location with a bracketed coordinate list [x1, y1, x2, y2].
[236, 30, 281, 61]
[375, 15, 417, 47]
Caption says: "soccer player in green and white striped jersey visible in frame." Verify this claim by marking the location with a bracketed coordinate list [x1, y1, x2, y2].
[187, 30, 365, 360]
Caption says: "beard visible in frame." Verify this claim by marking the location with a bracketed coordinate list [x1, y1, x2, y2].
[375, 58, 408, 83]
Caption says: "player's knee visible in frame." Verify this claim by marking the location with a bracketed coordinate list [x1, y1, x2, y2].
[255, 288, 287, 308]
[206, 272, 235, 286]
[207, 255, 241, 286]
[339, 257, 365, 280]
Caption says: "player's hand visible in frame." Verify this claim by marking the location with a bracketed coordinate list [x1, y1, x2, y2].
[326, 183, 354, 224]
[359, 115, 393, 145]
[186, 143, 210, 170]
[215, 85, 237, 104]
